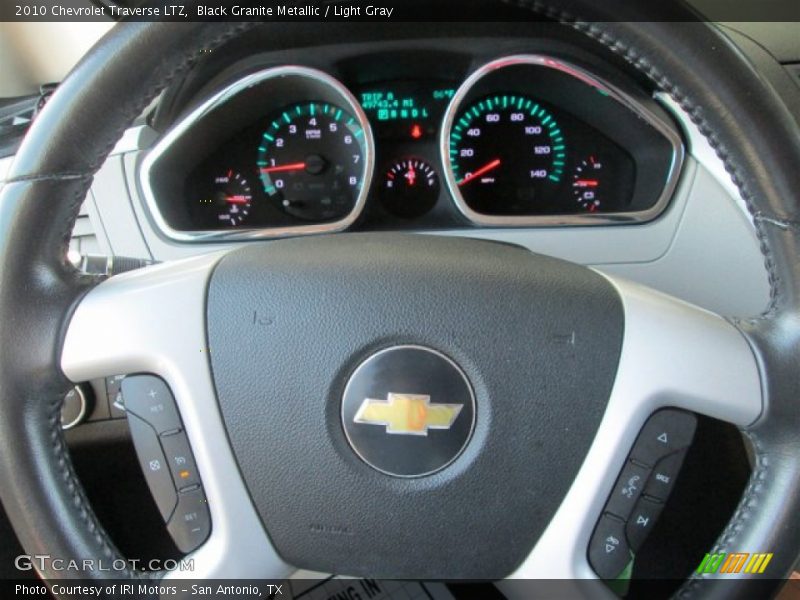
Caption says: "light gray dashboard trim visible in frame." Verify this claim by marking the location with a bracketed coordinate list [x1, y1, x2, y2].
[138, 66, 375, 243]
[110, 125, 157, 157]
[656, 92, 752, 223]
[439, 54, 685, 227]
[0, 156, 13, 183]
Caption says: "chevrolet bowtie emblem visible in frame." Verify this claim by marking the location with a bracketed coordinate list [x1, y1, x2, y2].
[354, 393, 463, 436]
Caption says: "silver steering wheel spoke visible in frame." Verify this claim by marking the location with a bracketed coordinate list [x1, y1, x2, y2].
[61, 252, 291, 580]
[505, 273, 762, 585]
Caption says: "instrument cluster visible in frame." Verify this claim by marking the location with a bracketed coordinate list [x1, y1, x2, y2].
[141, 53, 683, 242]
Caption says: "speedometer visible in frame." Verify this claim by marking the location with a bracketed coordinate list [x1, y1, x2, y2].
[447, 94, 566, 215]
[440, 55, 683, 225]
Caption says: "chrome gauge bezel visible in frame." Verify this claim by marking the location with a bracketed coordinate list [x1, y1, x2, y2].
[440, 55, 685, 227]
[139, 66, 375, 243]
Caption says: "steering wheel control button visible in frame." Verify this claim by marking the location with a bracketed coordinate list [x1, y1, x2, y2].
[626, 496, 665, 552]
[160, 431, 201, 490]
[126, 412, 177, 521]
[630, 409, 697, 467]
[167, 487, 211, 553]
[121, 374, 181, 434]
[341, 345, 475, 477]
[123, 374, 210, 551]
[605, 460, 651, 520]
[644, 450, 687, 502]
[588, 514, 632, 580]
[591, 410, 696, 579]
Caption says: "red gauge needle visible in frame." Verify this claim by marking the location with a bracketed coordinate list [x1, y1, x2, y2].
[260, 162, 307, 174]
[574, 179, 599, 188]
[405, 164, 417, 187]
[458, 158, 501, 187]
[225, 195, 250, 204]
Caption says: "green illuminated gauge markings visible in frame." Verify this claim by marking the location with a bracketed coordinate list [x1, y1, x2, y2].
[448, 94, 567, 214]
[256, 101, 366, 222]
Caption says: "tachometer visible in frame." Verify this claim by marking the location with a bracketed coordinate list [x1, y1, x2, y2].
[446, 94, 566, 215]
[257, 102, 366, 221]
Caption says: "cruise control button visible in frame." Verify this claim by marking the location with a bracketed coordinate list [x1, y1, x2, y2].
[588, 514, 631, 580]
[605, 460, 650, 520]
[644, 450, 686, 501]
[630, 409, 696, 467]
[167, 487, 211, 553]
[626, 496, 664, 551]
[160, 431, 200, 490]
[122, 375, 181, 434]
[126, 412, 177, 521]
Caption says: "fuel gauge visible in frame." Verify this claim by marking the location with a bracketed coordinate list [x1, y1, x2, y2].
[380, 158, 439, 219]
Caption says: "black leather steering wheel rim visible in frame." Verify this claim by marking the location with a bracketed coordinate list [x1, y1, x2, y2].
[0, 21, 258, 584]
[0, 4, 799, 597]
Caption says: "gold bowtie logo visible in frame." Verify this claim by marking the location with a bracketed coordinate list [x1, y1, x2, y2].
[354, 393, 463, 436]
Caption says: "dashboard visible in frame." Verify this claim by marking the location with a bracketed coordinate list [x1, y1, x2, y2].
[0, 27, 772, 317]
[140, 40, 683, 242]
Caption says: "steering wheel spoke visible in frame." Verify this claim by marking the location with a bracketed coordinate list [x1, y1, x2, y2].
[61, 253, 291, 579]
[509, 273, 762, 581]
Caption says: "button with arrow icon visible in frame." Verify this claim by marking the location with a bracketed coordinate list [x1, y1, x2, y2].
[626, 496, 665, 551]
[589, 514, 631, 580]
[630, 409, 697, 467]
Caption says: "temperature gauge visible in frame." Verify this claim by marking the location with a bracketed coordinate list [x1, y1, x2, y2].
[572, 156, 605, 213]
[380, 158, 440, 219]
[200, 170, 253, 227]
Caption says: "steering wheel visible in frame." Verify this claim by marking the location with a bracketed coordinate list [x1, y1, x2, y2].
[1, 3, 799, 598]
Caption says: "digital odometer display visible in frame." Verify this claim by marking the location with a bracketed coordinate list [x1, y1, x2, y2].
[360, 87, 454, 121]
[359, 82, 455, 140]
[449, 94, 568, 215]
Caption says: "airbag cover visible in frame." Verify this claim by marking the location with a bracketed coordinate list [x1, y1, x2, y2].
[207, 233, 623, 578]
